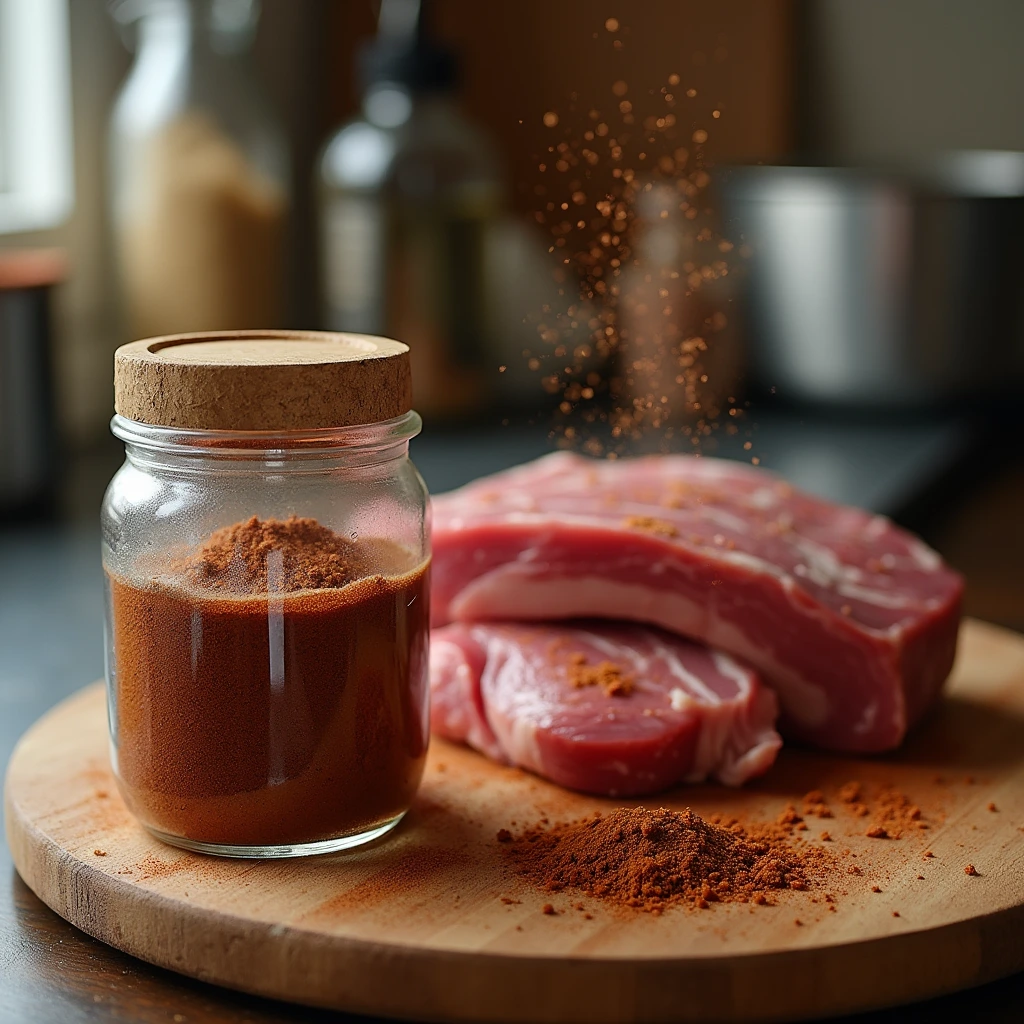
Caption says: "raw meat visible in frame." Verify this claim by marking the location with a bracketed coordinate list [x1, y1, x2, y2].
[430, 621, 781, 795]
[431, 452, 963, 752]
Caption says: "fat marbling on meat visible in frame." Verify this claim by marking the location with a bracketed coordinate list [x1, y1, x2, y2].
[430, 621, 781, 795]
[431, 452, 963, 752]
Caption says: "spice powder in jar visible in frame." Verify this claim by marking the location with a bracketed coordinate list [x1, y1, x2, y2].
[103, 331, 430, 857]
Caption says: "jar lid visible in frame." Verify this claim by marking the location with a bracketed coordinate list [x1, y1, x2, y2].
[114, 331, 412, 431]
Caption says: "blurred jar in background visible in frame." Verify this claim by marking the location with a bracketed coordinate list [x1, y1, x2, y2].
[318, 0, 502, 421]
[109, 0, 288, 340]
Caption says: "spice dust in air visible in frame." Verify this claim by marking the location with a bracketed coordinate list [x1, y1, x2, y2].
[524, 16, 757, 462]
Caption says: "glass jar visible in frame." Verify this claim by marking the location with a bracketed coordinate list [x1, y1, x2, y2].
[109, 0, 289, 340]
[101, 331, 430, 858]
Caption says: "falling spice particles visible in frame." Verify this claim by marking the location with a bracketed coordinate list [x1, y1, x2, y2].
[500, 806, 835, 914]
[529, 33, 750, 459]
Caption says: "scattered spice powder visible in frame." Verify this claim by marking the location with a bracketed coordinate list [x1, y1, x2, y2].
[838, 781, 863, 804]
[567, 653, 635, 696]
[834, 780, 930, 838]
[987, 802, 997, 812]
[623, 515, 679, 538]
[870, 786, 926, 837]
[803, 790, 833, 819]
[777, 805, 803, 826]
[964, 864, 979, 876]
[501, 806, 831, 914]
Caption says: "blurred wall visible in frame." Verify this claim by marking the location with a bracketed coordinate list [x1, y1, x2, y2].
[809, 0, 1024, 162]
[325, 0, 796, 217]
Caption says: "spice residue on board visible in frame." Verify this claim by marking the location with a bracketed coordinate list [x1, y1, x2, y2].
[835, 780, 933, 839]
[501, 806, 832, 913]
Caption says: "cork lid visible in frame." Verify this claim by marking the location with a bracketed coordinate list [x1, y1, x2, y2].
[114, 331, 412, 431]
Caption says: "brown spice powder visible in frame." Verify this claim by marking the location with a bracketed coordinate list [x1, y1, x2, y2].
[177, 515, 367, 593]
[502, 806, 831, 914]
[109, 516, 430, 848]
[566, 653, 635, 696]
[623, 515, 679, 538]
[835, 780, 930, 839]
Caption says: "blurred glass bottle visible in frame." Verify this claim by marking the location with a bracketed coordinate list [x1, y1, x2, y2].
[318, 0, 502, 420]
[108, 0, 288, 340]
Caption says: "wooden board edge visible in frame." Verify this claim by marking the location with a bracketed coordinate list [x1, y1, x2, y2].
[8, 762, 1024, 1024]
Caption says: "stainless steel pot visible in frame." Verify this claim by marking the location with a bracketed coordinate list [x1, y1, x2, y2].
[721, 152, 1024, 406]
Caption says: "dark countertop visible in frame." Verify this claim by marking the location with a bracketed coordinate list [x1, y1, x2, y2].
[2, 417, 1023, 1023]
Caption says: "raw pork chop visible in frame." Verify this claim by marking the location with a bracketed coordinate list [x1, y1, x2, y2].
[431, 452, 963, 752]
[430, 621, 781, 795]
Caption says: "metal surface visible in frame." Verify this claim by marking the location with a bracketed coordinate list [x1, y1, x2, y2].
[723, 153, 1024, 406]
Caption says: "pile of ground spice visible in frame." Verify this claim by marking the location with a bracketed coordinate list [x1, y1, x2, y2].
[501, 806, 828, 913]
[567, 653, 635, 697]
[178, 515, 367, 593]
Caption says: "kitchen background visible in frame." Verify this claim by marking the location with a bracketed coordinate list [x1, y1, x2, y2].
[2, 0, 1023, 648]
[2, 1, 1024, 1019]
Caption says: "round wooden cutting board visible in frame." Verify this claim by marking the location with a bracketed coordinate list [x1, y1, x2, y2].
[6, 619, 1024, 1023]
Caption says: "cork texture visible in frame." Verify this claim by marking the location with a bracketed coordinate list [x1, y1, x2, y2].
[114, 331, 412, 430]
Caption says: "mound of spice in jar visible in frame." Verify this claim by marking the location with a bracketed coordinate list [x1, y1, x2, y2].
[104, 331, 429, 857]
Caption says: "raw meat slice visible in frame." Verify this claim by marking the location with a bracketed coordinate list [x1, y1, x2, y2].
[431, 452, 963, 752]
[430, 621, 781, 795]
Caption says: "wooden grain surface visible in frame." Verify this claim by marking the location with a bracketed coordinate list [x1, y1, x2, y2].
[6, 619, 1024, 1024]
